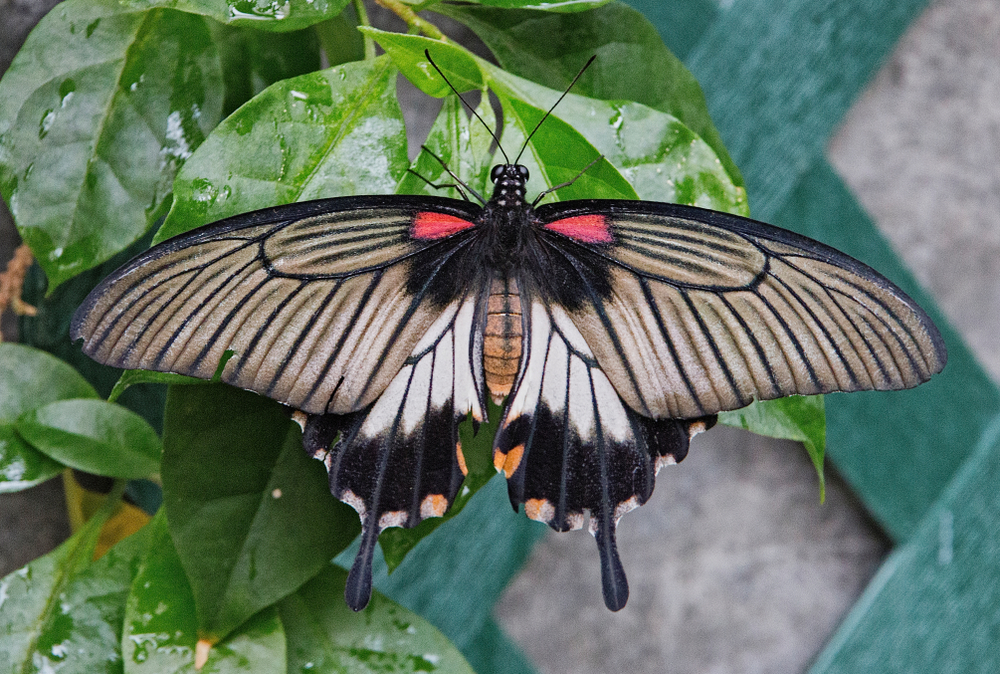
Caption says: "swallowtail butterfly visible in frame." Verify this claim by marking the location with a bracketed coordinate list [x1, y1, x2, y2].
[71, 54, 946, 612]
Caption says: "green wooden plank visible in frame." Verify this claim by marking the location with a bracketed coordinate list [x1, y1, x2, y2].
[774, 159, 1000, 540]
[622, 0, 718, 60]
[810, 412, 1000, 673]
[683, 0, 928, 219]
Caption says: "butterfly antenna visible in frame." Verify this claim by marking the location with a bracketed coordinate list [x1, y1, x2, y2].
[513, 55, 596, 166]
[424, 50, 509, 165]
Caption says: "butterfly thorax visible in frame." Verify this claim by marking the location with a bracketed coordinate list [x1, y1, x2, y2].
[477, 164, 534, 271]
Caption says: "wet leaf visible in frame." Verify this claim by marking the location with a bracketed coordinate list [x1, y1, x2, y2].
[488, 68, 747, 214]
[396, 94, 496, 201]
[123, 513, 286, 673]
[0, 343, 99, 422]
[0, 343, 99, 491]
[435, 1, 743, 186]
[211, 22, 323, 117]
[0, 0, 223, 290]
[720, 395, 827, 499]
[16, 399, 161, 479]
[280, 564, 474, 674]
[0, 425, 63, 493]
[0, 481, 131, 673]
[121, 0, 350, 32]
[161, 385, 359, 642]
[156, 55, 406, 242]
[459, 0, 612, 12]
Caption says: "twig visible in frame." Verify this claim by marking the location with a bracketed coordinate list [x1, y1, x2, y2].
[0, 243, 37, 340]
[374, 0, 446, 40]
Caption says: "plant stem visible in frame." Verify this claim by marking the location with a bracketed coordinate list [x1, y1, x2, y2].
[375, 0, 445, 40]
[353, 0, 376, 60]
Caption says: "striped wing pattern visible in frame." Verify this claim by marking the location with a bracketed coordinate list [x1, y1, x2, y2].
[494, 296, 713, 610]
[535, 201, 947, 420]
[71, 198, 479, 415]
[301, 295, 485, 611]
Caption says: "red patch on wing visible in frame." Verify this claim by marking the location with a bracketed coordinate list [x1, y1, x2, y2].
[544, 214, 612, 243]
[411, 212, 475, 240]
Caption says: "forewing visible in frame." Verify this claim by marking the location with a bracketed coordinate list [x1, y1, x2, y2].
[494, 294, 713, 611]
[534, 201, 948, 419]
[71, 196, 480, 415]
[302, 293, 486, 611]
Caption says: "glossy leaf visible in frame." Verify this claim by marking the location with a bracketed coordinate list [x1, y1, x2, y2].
[161, 385, 360, 642]
[17, 399, 162, 479]
[280, 564, 475, 674]
[460, 0, 612, 11]
[123, 513, 286, 673]
[396, 94, 496, 201]
[0, 343, 98, 422]
[0, 481, 128, 672]
[489, 69, 747, 214]
[211, 22, 323, 117]
[720, 395, 827, 499]
[433, 1, 743, 186]
[0, 0, 223, 290]
[369, 32, 635, 200]
[156, 55, 406, 242]
[0, 343, 98, 491]
[0, 425, 63, 493]
[358, 29, 485, 97]
[120, 0, 350, 32]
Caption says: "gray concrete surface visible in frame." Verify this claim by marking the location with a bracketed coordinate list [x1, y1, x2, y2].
[1, 0, 997, 673]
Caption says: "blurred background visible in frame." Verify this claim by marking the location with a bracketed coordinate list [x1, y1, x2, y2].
[2, 0, 998, 672]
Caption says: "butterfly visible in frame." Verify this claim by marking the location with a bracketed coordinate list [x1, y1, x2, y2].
[70, 55, 946, 613]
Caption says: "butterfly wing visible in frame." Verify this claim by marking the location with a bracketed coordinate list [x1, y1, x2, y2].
[532, 200, 947, 419]
[493, 291, 714, 610]
[71, 195, 483, 415]
[494, 200, 945, 611]
[73, 195, 490, 612]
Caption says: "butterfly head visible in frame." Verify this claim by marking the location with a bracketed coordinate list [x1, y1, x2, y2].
[489, 164, 530, 207]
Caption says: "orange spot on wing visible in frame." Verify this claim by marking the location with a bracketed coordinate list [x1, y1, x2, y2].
[544, 214, 612, 243]
[420, 493, 449, 518]
[524, 498, 554, 523]
[412, 212, 474, 240]
[493, 449, 507, 472]
[502, 444, 524, 478]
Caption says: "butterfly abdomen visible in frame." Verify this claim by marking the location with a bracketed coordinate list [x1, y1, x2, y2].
[484, 277, 523, 404]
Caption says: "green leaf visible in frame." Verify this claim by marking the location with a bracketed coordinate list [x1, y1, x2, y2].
[0, 343, 98, 422]
[0, 0, 224, 290]
[123, 512, 286, 673]
[0, 480, 129, 672]
[0, 344, 99, 490]
[459, 0, 613, 12]
[719, 395, 827, 499]
[161, 384, 360, 641]
[359, 29, 485, 97]
[120, 0, 350, 32]
[108, 351, 235, 403]
[279, 564, 475, 674]
[0, 425, 63, 493]
[494, 73, 747, 213]
[16, 399, 162, 479]
[156, 55, 406, 242]
[435, 1, 744, 187]
[211, 22, 323, 117]
[379, 401, 502, 571]
[396, 94, 496, 201]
